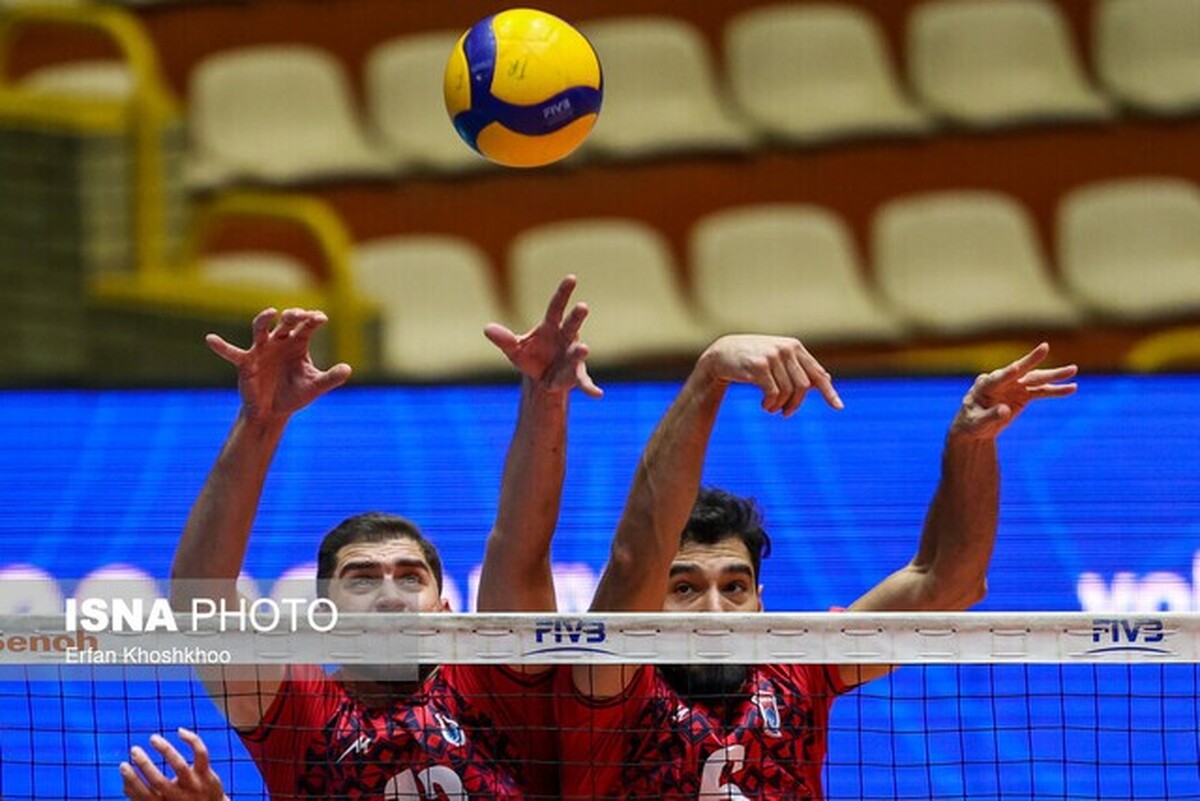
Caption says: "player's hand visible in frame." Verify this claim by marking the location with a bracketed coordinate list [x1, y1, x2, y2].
[207, 308, 352, 424]
[120, 728, 229, 801]
[697, 335, 843, 416]
[950, 342, 1077, 440]
[484, 274, 602, 398]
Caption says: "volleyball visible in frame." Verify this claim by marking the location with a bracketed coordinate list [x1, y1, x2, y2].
[444, 8, 603, 168]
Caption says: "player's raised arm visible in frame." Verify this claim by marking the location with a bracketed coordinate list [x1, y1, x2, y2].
[477, 275, 601, 615]
[579, 335, 841, 697]
[169, 308, 351, 728]
[842, 343, 1077, 685]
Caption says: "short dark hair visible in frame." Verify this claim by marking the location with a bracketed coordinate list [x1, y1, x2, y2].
[315, 512, 443, 598]
[681, 487, 772, 582]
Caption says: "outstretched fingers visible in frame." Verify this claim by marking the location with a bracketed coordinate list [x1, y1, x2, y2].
[797, 348, 843, 410]
[988, 342, 1051, 386]
[569, 342, 603, 398]
[251, 308, 276, 349]
[314, 363, 353, 394]
[128, 745, 171, 795]
[542, 274, 578, 327]
[178, 727, 211, 778]
[205, 334, 246, 365]
[483, 323, 520, 356]
[119, 761, 154, 801]
[150, 733, 198, 791]
[560, 302, 589, 344]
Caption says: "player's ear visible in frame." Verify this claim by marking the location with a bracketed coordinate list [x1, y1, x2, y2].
[756, 585, 765, 612]
[439, 597, 452, 612]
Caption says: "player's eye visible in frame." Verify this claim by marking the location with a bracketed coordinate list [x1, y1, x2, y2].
[346, 575, 380, 589]
[724, 582, 748, 595]
[672, 583, 695, 596]
[398, 573, 423, 586]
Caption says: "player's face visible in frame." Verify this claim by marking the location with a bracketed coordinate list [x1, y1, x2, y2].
[327, 539, 450, 614]
[664, 537, 763, 613]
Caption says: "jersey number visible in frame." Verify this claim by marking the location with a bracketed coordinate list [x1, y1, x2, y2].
[700, 745, 749, 800]
[385, 765, 466, 800]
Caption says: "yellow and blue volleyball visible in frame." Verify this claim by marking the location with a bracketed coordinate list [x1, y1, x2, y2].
[444, 9, 603, 168]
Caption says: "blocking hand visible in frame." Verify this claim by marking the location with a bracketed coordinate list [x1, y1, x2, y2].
[950, 343, 1077, 440]
[207, 308, 352, 424]
[120, 728, 228, 801]
[484, 275, 602, 398]
[698, 334, 843, 416]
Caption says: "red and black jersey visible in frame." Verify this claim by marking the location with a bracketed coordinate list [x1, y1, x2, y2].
[556, 663, 847, 800]
[240, 664, 557, 800]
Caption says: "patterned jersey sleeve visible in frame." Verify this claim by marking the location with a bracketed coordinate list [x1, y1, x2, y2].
[237, 664, 339, 795]
[442, 664, 560, 798]
[554, 665, 659, 798]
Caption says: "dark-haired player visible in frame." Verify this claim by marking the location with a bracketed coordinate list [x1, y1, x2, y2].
[559, 334, 1077, 799]
[128, 276, 598, 799]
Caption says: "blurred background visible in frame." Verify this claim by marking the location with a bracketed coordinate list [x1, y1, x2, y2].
[1, 0, 1198, 385]
[1, 3, 1199, 797]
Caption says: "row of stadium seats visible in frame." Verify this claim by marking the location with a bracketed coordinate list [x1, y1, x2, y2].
[21, 0, 1200, 188]
[197, 176, 1200, 378]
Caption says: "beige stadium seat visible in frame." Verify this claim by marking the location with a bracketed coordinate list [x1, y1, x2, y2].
[872, 190, 1081, 335]
[21, 60, 133, 98]
[365, 31, 492, 174]
[908, 0, 1112, 128]
[509, 219, 711, 366]
[725, 4, 931, 144]
[353, 236, 509, 378]
[577, 17, 755, 159]
[690, 204, 906, 344]
[189, 45, 396, 186]
[198, 253, 316, 292]
[1095, 0, 1200, 116]
[1057, 178, 1200, 322]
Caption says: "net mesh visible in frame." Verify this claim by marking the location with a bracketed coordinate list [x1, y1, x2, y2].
[0, 613, 1197, 800]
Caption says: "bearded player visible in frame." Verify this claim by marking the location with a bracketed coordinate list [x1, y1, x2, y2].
[559, 334, 1077, 798]
[128, 276, 599, 799]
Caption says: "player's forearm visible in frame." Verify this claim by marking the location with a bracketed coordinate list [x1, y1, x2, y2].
[592, 365, 728, 611]
[478, 378, 569, 612]
[170, 412, 288, 608]
[912, 433, 999, 609]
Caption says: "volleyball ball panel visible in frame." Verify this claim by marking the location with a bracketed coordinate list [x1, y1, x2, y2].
[444, 8, 602, 168]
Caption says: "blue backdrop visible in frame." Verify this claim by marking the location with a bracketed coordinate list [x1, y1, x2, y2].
[0, 375, 1197, 798]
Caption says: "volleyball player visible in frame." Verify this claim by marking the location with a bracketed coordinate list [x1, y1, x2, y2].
[126, 276, 599, 799]
[559, 334, 1077, 798]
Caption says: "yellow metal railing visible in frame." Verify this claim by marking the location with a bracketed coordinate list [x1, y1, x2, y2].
[183, 191, 374, 369]
[1125, 326, 1200, 372]
[0, 3, 178, 275]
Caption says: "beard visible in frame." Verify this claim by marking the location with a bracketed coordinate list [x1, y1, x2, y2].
[341, 662, 437, 686]
[659, 663, 750, 703]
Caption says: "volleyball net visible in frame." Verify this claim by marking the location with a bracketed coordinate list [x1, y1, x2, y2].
[1, 611, 1198, 799]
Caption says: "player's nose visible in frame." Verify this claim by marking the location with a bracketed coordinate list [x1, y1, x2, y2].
[697, 588, 724, 613]
[374, 579, 420, 612]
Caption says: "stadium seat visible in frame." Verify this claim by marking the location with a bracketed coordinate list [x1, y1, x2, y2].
[908, 0, 1112, 128]
[1057, 178, 1200, 322]
[689, 204, 906, 344]
[576, 17, 755, 159]
[20, 60, 133, 98]
[353, 235, 509, 378]
[198, 253, 316, 292]
[872, 190, 1081, 335]
[509, 219, 711, 366]
[1095, 0, 1200, 116]
[365, 31, 492, 174]
[725, 4, 931, 144]
[189, 45, 395, 187]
